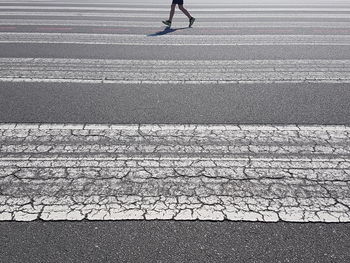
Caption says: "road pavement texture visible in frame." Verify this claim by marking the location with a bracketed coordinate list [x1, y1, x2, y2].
[0, 0, 349, 262]
[1, 123, 350, 222]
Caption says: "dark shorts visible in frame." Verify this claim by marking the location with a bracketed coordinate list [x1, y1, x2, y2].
[172, 0, 184, 5]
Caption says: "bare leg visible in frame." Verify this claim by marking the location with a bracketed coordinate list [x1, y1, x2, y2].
[168, 4, 176, 21]
[178, 5, 192, 19]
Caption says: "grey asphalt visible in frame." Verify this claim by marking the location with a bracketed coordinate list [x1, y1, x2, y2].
[0, 82, 349, 124]
[1, 1, 350, 262]
[1, 221, 350, 263]
[1, 44, 350, 60]
[1, 26, 350, 35]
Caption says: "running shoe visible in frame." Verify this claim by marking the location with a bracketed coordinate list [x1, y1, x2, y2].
[162, 20, 172, 27]
[189, 17, 196, 27]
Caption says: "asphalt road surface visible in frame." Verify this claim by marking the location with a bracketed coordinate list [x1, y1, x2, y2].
[0, 0, 349, 262]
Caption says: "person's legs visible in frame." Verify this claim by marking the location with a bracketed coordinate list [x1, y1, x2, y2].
[178, 5, 192, 19]
[162, 3, 175, 27]
[163, 1, 195, 27]
[179, 5, 196, 27]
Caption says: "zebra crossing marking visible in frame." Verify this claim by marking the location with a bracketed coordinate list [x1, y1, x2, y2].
[1, 58, 349, 84]
[1, 123, 349, 222]
[1, 19, 350, 28]
[1, 33, 350, 45]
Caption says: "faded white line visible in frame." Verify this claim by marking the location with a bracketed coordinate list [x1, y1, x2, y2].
[2, 12, 350, 18]
[1, 19, 350, 28]
[2, 123, 350, 130]
[1, 2, 349, 6]
[2, 78, 349, 84]
[2, 7, 350, 11]
[1, 58, 350, 84]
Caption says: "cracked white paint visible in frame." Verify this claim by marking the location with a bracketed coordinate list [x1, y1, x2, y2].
[0, 123, 349, 222]
[1, 58, 350, 84]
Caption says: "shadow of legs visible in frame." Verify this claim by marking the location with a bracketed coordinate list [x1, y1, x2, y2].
[147, 27, 188, 37]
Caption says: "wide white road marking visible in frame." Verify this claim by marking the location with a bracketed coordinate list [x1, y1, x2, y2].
[1, 1, 349, 6]
[1, 19, 349, 28]
[1, 33, 350, 46]
[3, 12, 350, 19]
[1, 58, 350, 84]
[1, 7, 350, 11]
[0, 124, 349, 222]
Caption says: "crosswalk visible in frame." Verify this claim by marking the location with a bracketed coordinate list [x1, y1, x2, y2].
[1, 58, 350, 84]
[0, 0, 349, 222]
[1, 123, 350, 222]
[2, 33, 350, 45]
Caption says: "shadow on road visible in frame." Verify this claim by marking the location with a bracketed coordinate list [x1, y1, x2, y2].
[147, 27, 189, 36]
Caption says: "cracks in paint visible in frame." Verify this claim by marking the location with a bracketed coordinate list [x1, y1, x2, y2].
[334, 199, 350, 211]
[1, 194, 350, 222]
[1, 125, 350, 222]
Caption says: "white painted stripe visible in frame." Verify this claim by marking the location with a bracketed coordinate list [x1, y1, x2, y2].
[1, 33, 350, 46]
[2, 157, 347, 163]
[1, 7, 350, 11]
[0, 0, 348, 2]
[2, 78, 349, 85]
[1, 58, 350, 84]
[3, 12, 350, 19]
[2, 123, 350, 131]
[1, 19, 349, 28]
[0, 4, 350, 12]
[1, 2, 349, 6]
[0, 124, 349, 222]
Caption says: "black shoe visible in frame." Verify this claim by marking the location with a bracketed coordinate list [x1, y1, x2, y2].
[189, 17, 196, 27]
[162, 20, 172, 27]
